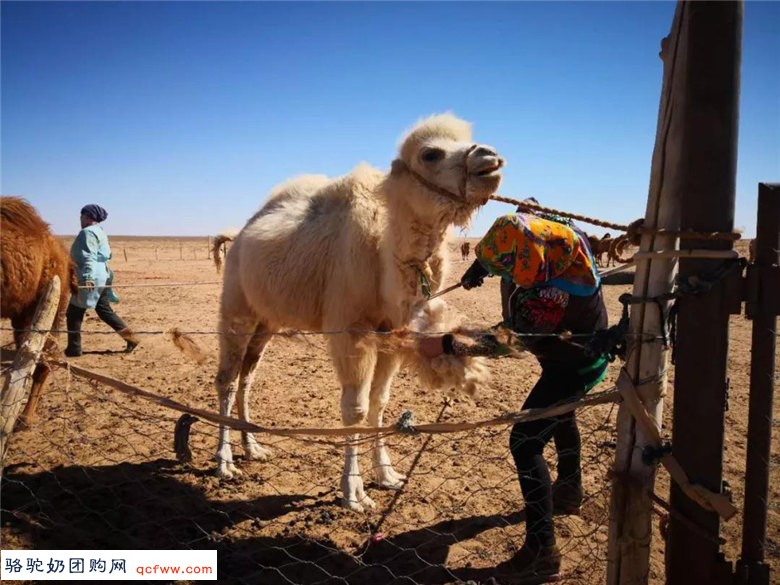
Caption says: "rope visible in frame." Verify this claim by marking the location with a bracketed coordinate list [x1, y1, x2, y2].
[489, 194, 741, 242]
[490, 195, 631, 232]
[390, 144, 479, 206]
[54, 358, 620, 441]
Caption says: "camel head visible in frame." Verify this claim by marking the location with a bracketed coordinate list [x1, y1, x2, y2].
[390, 113, 505, 224]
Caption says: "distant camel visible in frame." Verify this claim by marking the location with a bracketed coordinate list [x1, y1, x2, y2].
[586, 233, 613, 267]
[460, 241, 471, 261]
[1, 196, 78, 427]
[214, 113, 504, 511]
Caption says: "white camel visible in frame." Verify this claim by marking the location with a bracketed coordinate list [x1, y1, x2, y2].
[215, 113, 505, 511]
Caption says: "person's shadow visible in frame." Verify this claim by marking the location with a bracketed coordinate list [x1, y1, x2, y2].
[356, 510, 526, 584]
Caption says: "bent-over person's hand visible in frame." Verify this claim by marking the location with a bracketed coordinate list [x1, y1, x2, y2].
[460, 259, 489, 290]
[84, 280, 96, 291]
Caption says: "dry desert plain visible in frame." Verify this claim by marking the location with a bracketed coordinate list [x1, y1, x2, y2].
[1, 236, 778, 585]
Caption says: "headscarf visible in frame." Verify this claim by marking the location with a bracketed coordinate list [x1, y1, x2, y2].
[474, 213, 600, 297]
[81, 204, 108, 223]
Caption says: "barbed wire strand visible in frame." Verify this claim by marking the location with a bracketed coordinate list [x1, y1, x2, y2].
[0, 326, 666, 343]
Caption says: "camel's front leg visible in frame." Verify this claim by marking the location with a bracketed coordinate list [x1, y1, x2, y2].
[215, 365, 241, 478]
[369, 353, 406, 489]
[331, 333, 377, 512]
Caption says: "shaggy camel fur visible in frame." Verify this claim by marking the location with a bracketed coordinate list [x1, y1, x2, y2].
[0, 196, 78, 427]
[460, 241, 471, 261]
[215, 113, 505, 511]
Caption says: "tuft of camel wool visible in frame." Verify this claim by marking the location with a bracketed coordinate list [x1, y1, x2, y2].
[168, 328, 208, 364]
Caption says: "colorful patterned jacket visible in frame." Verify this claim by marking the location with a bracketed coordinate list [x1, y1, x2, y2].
[474, 213, 606, 364]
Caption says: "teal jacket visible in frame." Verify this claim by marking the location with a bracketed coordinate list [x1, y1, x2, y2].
[69, 224, 112, 309]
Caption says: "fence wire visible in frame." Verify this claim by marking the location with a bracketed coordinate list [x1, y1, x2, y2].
[1, 350, 632, 585]
[1, 238, 771, 585]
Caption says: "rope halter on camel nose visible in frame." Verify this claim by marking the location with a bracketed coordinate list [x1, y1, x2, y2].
[391, 144, 480, 205]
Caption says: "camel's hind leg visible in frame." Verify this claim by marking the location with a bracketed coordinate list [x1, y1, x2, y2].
[16, 363, 50, 430]
[11, 319, 50, 430]
[237, 325, 274, 461]
[330, 331, 377, 512]
[368, 352, 406, 489]
[215, 315, 258, 478]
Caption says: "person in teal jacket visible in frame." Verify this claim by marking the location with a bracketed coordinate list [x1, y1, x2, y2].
[64, 204, 140, 357]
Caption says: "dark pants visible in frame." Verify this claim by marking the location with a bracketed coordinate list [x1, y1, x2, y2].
[66, 289, 128, 352]
[509, 357, 607, 548]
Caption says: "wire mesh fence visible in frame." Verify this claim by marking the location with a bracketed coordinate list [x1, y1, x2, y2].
[1, 348, 632, 585]
[56, 236, 216, 264]
[1, 237, 773, 585]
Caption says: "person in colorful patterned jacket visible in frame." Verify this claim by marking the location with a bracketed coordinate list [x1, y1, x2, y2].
[419, 210, 608, 582]
[64, 204, 140, 357]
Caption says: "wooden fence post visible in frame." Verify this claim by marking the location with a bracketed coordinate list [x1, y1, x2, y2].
[666, 2, 742, 584]
[734, 183, 780, 585]
[0, 276, 61, 467]
[606, 5, 682, 582]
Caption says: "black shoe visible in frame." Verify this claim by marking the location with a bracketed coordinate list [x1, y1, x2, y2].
[64, 347, 82, 358]
[495, 543, 562, 584]
[552, 480, 583, 516]
[118, 328, 140, 353]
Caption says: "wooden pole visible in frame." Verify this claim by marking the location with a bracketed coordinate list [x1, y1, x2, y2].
[666, 3, 742, 584]
[123, 247, 128, 262]
[606, 5, 683, 583]
[735, 184, 779, 585]
[0, 276, 60, 466]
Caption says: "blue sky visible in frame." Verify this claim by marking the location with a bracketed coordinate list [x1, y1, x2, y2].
[2, 1, 777, 237]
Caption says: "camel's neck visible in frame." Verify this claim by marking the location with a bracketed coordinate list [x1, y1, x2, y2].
[384, 190, 450, 268]
[378, 175, 458, 326]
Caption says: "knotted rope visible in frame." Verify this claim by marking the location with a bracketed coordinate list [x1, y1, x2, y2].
[490, 195, 741, 243]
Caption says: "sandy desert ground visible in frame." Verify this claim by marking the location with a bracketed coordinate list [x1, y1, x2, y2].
[1, 236, 777, 585]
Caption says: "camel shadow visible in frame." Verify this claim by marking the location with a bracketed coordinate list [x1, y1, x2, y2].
[2, 460, 529, 584]
[1, 459, 341, 584]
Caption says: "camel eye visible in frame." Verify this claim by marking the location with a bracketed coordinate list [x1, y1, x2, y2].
[420, 148, 445, 163]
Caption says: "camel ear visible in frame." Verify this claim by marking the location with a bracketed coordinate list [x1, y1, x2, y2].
[390, 158, 407, 176]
